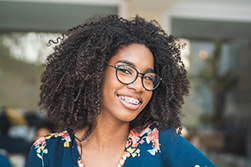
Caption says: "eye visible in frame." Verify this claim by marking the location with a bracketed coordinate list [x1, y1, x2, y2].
[143, 73, 155, 81]
[144, 76, 154, 81]
[117, 65, 133, 75]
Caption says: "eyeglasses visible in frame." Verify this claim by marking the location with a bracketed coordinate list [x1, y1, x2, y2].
[107, 64, 162, 91]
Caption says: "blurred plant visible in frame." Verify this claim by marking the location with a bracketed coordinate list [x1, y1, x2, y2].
[191, 40, 238, 129]
[0, 33, 44, 110]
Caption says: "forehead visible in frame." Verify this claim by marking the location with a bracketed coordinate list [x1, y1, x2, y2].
[108, 44, 154, 69]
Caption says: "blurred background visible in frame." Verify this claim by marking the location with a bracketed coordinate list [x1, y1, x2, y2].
[0, 0, 250, 166]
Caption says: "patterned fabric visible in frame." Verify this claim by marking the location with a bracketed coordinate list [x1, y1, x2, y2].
[33, 131, 71, 166]
[26, 123, 216, 167]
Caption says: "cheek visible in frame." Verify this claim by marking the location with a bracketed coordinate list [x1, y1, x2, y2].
[101, 71, 120, 99]
[103, 72, 118, 90]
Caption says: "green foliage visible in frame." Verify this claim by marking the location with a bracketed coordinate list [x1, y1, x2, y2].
[0, 34, 44, 110]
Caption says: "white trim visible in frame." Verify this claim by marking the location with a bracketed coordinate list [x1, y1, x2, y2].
[2, 0, 128, 17]
[163, 0, 251, 34]
[167, 1, 251, 22]
[3, 0, 122, 5]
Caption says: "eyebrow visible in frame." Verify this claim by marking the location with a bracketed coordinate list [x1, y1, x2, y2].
[115, 60, 154, 73]
[116, 60, 134, 66]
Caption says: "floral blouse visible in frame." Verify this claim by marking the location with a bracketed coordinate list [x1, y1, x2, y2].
[26, 123, 216, 167]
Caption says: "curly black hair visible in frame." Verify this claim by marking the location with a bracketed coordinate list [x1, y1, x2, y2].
[39, 14, 190, 139]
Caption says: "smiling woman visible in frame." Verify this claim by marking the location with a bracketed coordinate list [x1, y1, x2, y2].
[100, 44, 154, 123]
[26, 14, 216, 167]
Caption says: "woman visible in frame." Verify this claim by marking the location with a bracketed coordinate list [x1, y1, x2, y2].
[26, 15, 216, 167]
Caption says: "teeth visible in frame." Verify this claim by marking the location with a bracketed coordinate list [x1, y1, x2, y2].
[119, 96, 140, 105]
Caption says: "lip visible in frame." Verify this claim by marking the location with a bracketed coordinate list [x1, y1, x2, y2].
[117, 94, 142, 110]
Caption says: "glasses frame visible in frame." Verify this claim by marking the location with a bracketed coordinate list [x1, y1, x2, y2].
[107, 64, 162, 91]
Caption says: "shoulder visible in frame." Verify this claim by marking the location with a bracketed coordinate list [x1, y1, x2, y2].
[139, 122, 176, 144]
[140, 123, 185, 146]
[44, 130, 71, 146]
[158, 127, 216, 167]
[33, 130, 71, 148]
[26, 130, 73, 167]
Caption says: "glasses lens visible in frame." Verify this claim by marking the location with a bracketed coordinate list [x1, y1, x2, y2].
[116, 65, 137, 84]
[115, 65, 161, 90]
[143, 73, 160, 90]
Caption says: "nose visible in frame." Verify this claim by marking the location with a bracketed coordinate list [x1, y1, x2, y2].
[127, 75, 144, 92]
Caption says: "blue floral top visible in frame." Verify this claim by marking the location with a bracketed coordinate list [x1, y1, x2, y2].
[26, 123, 216, 167]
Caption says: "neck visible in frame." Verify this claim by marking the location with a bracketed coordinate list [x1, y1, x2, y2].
[74, 114, 130, 151]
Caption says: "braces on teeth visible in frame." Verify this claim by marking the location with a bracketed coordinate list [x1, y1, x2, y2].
[119, 96, 140, 105]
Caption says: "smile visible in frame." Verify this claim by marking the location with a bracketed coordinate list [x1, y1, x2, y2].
[118, 96, 140, 105]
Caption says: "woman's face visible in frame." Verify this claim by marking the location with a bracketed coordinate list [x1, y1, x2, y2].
[100, 44, 154, 123]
